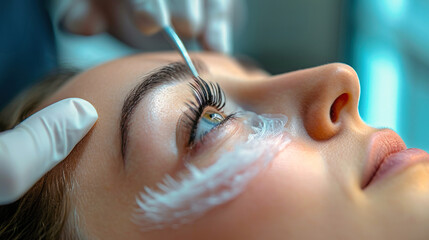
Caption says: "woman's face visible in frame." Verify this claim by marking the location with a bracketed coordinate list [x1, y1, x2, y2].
[40, 52, 429, 239]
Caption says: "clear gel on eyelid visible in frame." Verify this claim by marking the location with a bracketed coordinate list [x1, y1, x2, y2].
[133, 111, 291, 231]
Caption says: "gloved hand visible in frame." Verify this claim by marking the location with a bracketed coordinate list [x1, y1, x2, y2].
[60, 0, 234, 53]
[0, 98, 98, 205]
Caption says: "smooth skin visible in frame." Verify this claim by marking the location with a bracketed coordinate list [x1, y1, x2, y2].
[37, 52, 429, 239]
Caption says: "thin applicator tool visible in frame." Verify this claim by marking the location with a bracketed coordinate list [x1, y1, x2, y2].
[163, 26, 200, 78]
[134, 0, 200, 78]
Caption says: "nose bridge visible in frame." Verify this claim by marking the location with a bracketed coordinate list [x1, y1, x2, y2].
[245, 63, 361, 141]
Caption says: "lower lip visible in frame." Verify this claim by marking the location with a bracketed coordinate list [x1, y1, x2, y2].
[370, 148, 429, 185]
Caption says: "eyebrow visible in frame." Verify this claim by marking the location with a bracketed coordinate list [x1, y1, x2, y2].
[120, 61, 206, 157]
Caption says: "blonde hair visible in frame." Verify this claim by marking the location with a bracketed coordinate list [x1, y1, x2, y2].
[0, 70, 85, 239]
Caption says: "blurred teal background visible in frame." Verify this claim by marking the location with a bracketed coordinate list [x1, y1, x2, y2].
[350, 0, 429, 153]
[49, 0, 429, 151]
[233, 0, 429, 152]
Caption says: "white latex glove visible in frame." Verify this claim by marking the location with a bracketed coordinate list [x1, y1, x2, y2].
[60, 0, 235, 53]
[0, 98, 98, 205]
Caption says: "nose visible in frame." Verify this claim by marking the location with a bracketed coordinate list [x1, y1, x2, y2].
[240, 63, 361, 140]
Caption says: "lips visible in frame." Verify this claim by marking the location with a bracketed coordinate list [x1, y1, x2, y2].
[362, 129, 429, 188]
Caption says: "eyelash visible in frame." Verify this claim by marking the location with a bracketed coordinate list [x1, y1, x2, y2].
[183, 77, 231, 146]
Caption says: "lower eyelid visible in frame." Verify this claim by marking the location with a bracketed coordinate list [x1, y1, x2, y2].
[186, 117, 241, 159]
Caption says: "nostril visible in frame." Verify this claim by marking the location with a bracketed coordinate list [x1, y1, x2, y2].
[330, 93, 349, 123]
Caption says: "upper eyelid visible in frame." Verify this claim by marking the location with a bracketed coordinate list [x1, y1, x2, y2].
[183, 78, 228, 145]
[120, 62, 208, 159]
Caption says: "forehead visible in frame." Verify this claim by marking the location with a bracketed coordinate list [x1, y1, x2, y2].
[40, 52, 250, 110]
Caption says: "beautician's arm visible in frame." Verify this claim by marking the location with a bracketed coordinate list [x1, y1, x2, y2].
[0, 98, 97, 205]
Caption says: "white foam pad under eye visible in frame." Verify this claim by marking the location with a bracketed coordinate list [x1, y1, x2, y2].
[133, 112, 290, 231]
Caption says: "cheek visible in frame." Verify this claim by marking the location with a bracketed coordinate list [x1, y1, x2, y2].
[149, 144, 333, 239]
[244, 144, 331, 226]
[218, 144, 334, 238]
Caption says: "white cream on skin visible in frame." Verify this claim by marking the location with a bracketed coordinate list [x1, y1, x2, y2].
[133, 111, 290, 231]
